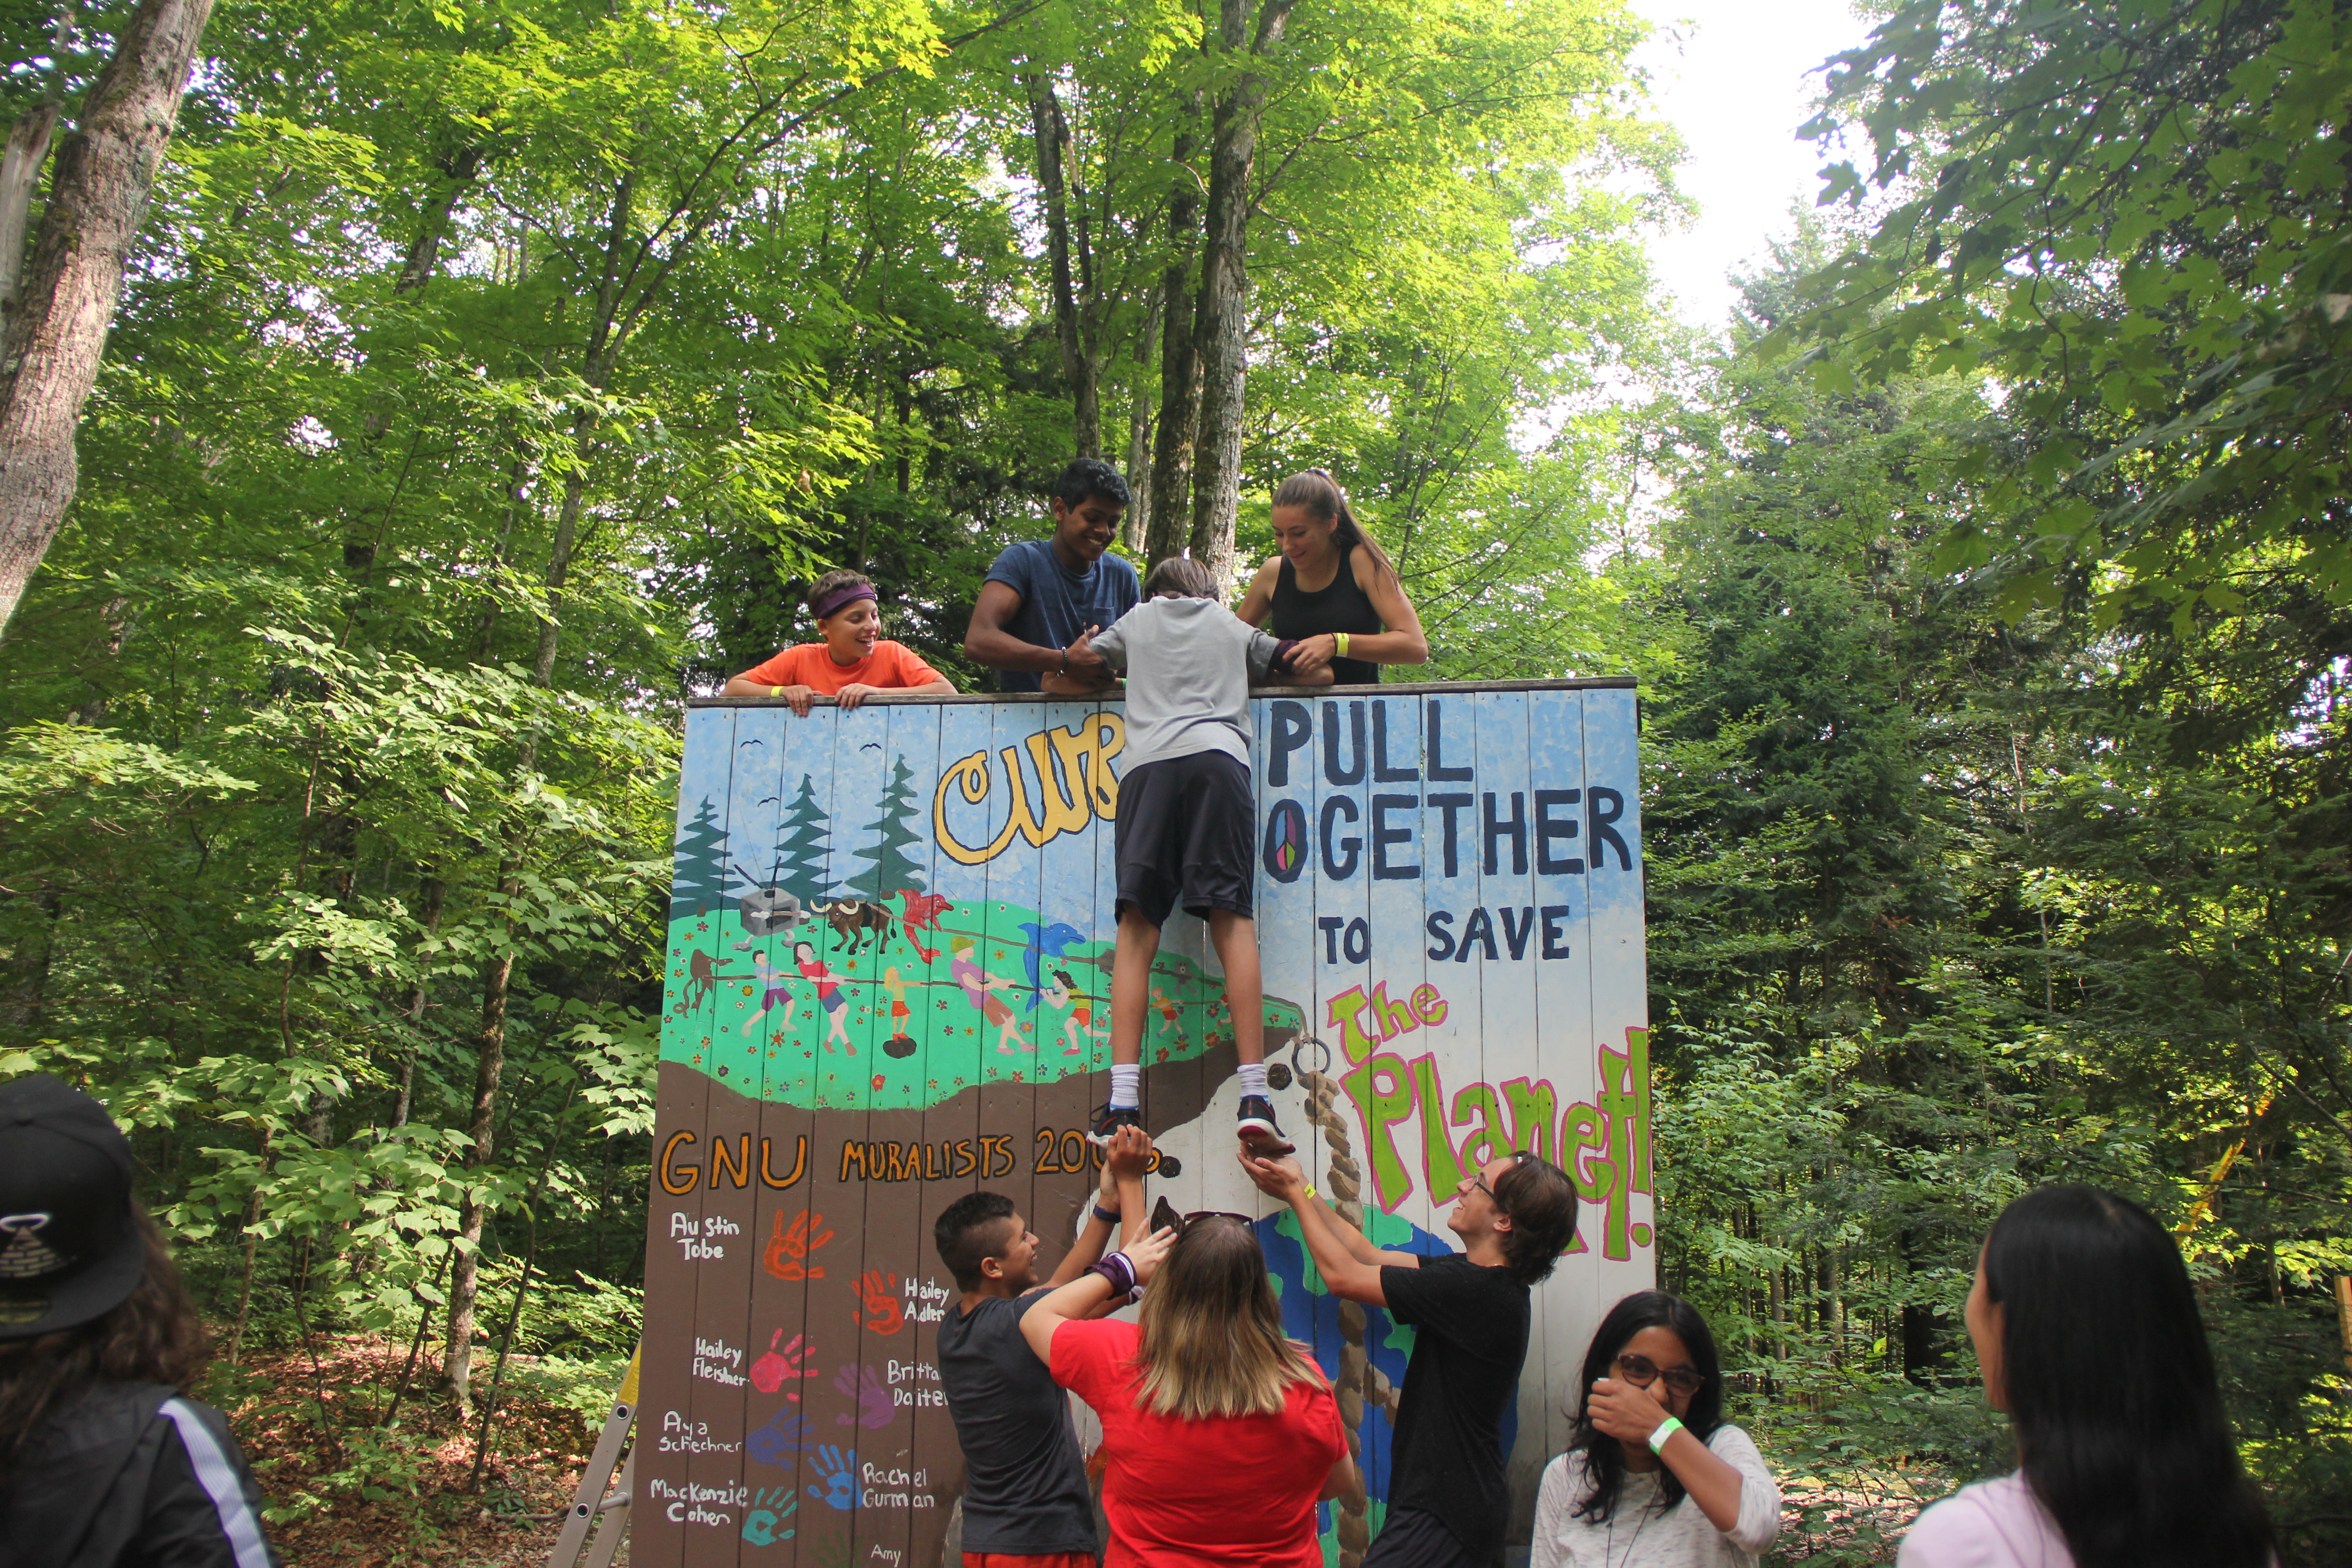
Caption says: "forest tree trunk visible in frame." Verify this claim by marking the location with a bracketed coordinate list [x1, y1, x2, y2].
[0, 0, 216, 635]
[1145, 97, 1203, 567]
[1185, 0, 1295, 590]
[441, 937, 516, 1413]
[3, 886, 61, 1039]
[1024, 73, 1099, 456]
[1123, 364, 1154, 551]
[394, 145, 483, 295]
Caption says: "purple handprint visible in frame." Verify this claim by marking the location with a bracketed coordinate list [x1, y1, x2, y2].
[747, 1406, 815, 1466]
[834, 1362, 892, 1429]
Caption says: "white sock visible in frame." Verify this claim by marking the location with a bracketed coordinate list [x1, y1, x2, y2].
[1237, 1062, 1269, 1100]
[1109, 1064, 1141, 1110]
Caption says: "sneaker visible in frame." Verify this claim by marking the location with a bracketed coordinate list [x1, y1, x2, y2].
[1236, 1095, 1295, 1157]
[1089, 1103, 1146, 1147]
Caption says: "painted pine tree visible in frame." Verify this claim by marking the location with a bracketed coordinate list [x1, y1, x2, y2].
[844, 755, 926, 902]
[768, 773, 833, 905]
[670, 796, 731, 917]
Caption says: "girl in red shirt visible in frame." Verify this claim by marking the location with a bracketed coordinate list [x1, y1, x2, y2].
[722, 568, 958, 713]
[1021, 1215, 1355, 1568]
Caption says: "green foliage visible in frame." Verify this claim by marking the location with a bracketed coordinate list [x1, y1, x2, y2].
[1641, 246, 2352, 1563]
[1779, 0, 2352, 633]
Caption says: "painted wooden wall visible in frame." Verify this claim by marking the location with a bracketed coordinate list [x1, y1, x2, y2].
[637, 681, 1651, 1568]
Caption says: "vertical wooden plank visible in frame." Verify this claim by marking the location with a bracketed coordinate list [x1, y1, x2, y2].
[812, 699, 894, 1568]
[1578, 686, 1653, 1303]
[679, 702, 792, 1568]
[836, 698, 942, 1568]
[741, 706, 848, 1568]
[893, 701, 978, 1568]
[639, 703, 739, 1568]
[1525, 687, 1597, 1470]
[1467, 691, 1548, 1545]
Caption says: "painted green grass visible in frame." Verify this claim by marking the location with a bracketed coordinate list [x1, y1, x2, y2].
[660, 899, 1306, 1112]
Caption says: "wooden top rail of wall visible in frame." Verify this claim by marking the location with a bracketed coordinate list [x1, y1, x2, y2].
[687, 675, 1638, 709]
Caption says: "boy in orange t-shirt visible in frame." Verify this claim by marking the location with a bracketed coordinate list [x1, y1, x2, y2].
[723, 569, 958, 714]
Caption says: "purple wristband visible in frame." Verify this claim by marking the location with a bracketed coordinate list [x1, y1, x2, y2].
[1090, 1252, 1137, 1296]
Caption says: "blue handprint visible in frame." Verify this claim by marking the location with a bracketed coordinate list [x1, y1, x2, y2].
[741, 1488, 798, 1546]
[747, 1406, 815, 1467]
[807, 1444, 859, 1510]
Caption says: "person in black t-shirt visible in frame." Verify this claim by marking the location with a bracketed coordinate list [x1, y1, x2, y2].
[1240, 1146, 1578, 1568]
[936, 1125, 1153, 1566]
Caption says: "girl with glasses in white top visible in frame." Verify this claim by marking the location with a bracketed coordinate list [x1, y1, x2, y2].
[1532, 1291, 1782, 1567]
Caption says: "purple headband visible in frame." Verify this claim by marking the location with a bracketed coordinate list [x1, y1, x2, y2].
[810, 582, 877, 621]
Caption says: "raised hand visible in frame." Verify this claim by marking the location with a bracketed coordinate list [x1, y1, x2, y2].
[1125, 1224, 1177, 1286]
[1238, 1150, 1308, 1201]
[834, 1362, 893, 1429]
[1104, 1124, 1153, 1185]
[1586, 1375, 1674, 1447]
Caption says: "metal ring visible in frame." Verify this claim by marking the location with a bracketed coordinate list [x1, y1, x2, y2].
[1289, 1032, 1333, 1077]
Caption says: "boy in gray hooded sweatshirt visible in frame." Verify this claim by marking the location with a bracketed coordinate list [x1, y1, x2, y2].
[1067, 556, 1313, 1155]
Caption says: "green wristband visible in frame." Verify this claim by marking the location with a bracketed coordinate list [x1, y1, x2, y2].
[1648, 1415, 1684, 1455]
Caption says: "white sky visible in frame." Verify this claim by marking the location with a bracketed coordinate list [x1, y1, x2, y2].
[1630, 0, 1878, 329]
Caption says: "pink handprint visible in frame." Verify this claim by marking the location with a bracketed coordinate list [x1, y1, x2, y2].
[834, 1362, 893, 1429]
[749, 1329, 819, 1396]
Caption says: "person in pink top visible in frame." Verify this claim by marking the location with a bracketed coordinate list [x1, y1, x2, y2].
[791, 940, 851, 1052]
[1020, 1214, 1356, 1568]
[1898, 1185, 2275, 1568]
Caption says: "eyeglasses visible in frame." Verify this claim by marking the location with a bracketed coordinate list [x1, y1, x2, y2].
[1150, 1197, 1255, 1236]
[1614, 1352, 1705, 1398]
[1180, 1210, 1254, 1233]
[1469, 1150, 1535, 1209]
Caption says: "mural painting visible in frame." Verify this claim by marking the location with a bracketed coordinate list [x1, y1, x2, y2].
[636, 681, 1650, 1568]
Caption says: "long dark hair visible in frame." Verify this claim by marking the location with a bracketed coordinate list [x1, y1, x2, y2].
[1982, 1185, 2274, 1568]
[1491, 1155, 1578, 1285]
[1567, 1291, 1725, 1524]
[1270, 470, 1398, 584]
[0, 1208, 208, 1479]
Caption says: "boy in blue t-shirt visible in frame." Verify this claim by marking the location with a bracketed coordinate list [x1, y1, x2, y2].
[962, 457, 1141, 692]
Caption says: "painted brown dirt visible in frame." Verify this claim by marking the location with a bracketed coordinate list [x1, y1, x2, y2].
[637, 1040, 1240, 1568]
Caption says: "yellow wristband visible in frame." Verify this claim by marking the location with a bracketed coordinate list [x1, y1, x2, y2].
[1302, 1183, 1317, 1200]
[1334, 633, 1350, 659]
[770, 685, 784, 697]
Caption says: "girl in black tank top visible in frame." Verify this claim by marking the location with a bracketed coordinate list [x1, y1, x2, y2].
[1270, 541, 1384, 686]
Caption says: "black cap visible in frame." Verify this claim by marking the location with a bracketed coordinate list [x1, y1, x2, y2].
[0, 1074, 147, 1339]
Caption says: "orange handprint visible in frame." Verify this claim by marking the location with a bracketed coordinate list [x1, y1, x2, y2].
[764, 1209, 834, 1281]
[851, 1269, 904, 1335]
